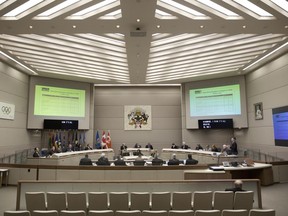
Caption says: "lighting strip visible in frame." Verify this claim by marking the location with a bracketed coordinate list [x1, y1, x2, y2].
[0, 51, 38, 75]
[233, 0, 273, 17]
[196, 0, 239, 16]
[243, 42, 288, 70]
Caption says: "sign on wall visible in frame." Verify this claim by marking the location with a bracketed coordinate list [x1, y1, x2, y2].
[0, 102, 15, 120]
[124, 105, 152, 130]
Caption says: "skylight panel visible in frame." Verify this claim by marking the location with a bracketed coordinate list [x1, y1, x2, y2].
[271, 0, 288, 12]
[72, 0, 117, 16]
[160, 0, 205, 16]
[196, 0, 239, 16]
[233, 0, 273, 17]
[3, 0, 44, 17]
[37, 0, 80, 17]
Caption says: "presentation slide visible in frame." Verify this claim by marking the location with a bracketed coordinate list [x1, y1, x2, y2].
[34, 85, 85, 117]
[189, 84, 241, 117]
[273, 106, 288, 147]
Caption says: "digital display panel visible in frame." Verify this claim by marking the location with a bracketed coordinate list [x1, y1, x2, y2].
[273, 106, 288, 147]
[34, 85, 85, 117]
[198, 119, 233, 129]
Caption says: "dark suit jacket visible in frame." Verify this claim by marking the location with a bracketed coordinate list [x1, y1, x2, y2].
[114, 159, 126, 166]
[185, 158, 198, 165]
[97, 157, 110, 166]
[79, 157, 92, 165]
[168, 158, 180, 165]
[152, 157, 164, 165]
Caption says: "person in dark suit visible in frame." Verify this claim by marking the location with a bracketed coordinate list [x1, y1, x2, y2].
[180, 141, 190, 149]
[134, 143, 142, 148]
[79, 154, 93, 165]
[195, 144, 203, 150]
[145, 142, 153, 150]
[114, 155, 126, 166]
[225, 180, 245, 192]
[97, 153, 110, 166]
[168, 154, 180, 165]
[33, 147, 41, 157]
[185, 154, 198, 165]
[152, 155, 164, 166]
[171, 143, 179, 149]
[230, 137, 238, 155]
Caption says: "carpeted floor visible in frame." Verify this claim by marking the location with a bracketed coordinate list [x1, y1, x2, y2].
[0, 182, 287, 216]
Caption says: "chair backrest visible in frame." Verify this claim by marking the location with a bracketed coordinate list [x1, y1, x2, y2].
[193, 191, 213, 211]
[59, 210, 86, 216]
[142, 210, 169, 216]
[130, 192, 150, 211]
[172, 192, 192, 210]
[4, 211, 31, 216]
[66, 192, 87, 211]
[151, 192, 171, 211]
[213, 191, 234, 211]
[88, 210, 114, 216]
[32, 210, 59, 216]
[168, 210, 194, 216]
[25, 192, 47, 212]
[249, 209, 275, 216]
[46, 192, 67, 212]
[88, 192, 109, 210]
[115, 210, 141, 216]
[233, 191, 254, 210]
[221, 209, 248, 216]
[194, 210, 221, 216]
[109, 192, 129, 211]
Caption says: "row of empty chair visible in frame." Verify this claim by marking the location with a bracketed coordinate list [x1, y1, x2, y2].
[24, 191, 255, 213]
[4, 209, 276, 216]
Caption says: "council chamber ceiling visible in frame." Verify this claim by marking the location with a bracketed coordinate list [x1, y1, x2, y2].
[0, 0, 287, 84]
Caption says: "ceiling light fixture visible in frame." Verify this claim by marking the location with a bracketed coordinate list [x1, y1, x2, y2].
[3, 0, 44, 17]
[0, 51, 38, 75]
[243, 42, 288, 71]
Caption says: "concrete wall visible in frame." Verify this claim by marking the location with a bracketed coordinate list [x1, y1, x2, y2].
[94, 86, 182, 154]
[0, 62, 40, 157]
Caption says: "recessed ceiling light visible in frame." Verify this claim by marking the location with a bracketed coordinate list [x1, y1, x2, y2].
[29, 25, 33, 29]
[242, 25, 246, 28]
[116, 25, 120, 28]
[73, 25, 76, 28]
[285, 26, 288, 29]
[136, 18, 140, 22]
[156, 25, 161, 29]
[200, 25, 204, 28]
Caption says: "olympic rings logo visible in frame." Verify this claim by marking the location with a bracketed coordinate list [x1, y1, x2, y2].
[1, 106, 11, 115]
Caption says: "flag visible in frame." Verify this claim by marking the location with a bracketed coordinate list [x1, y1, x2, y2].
[101, 130, 107, 149]
[106, 130, 112, 148]
[95, 130, 101, 149]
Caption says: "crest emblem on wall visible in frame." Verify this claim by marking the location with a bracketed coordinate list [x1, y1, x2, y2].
[124, 105, 152, 130]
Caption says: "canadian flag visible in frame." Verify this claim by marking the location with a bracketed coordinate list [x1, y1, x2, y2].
[101, 131, 107, 149]
[106, 131, 112, 148]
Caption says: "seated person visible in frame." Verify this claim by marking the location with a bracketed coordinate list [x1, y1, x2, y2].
[145, 142, 153, 150]
[171, 143, 179, 149]
[221, 144, 230, 155]
[134, 154, 145, 166]
[120, 143, 129, 156]
[84, 143, 93, 150]
[133, 149, 143, 156]
[211, 144, 219, 152]
[185, 154, 198, 165]
[114, 155, 126, 166]
[97, 153, 110, 166]
[168, 154, 180, 165]
[48, 146, 57, 156]
[195, 144, 203, 150]
[134, 143, 142, 148]
[33, 147, 41, 157]
[152, 155, 164, 166]
[79, 154, 93, 165]
[180, 141, 189, 149]
[225, 180, 245, 193]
